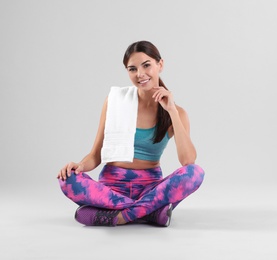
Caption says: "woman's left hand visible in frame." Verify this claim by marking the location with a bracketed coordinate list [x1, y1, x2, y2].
[152, 86, 176, 112]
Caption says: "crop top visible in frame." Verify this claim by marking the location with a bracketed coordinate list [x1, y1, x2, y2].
[134, 126, 170, 161]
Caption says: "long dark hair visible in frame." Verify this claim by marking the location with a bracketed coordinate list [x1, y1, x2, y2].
[123, 41, 172, 143]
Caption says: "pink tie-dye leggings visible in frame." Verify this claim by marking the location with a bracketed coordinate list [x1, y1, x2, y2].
[58, 164, 205, 222]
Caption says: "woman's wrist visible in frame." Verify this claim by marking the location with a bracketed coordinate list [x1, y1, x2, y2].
[167, 105, 179, 115]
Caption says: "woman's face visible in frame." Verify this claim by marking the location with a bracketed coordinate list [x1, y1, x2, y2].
[126, 52, 163, 91]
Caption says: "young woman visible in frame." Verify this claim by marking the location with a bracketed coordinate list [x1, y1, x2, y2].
[57, 41, 205, 227]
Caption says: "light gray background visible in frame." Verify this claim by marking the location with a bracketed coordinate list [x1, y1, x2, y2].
[1, 0, 276, 259]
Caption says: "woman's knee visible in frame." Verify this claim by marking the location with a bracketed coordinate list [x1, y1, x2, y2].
[176, 164, 205, 187]
[188, 164, 205, 187]
[191, 164, 205, 176]
[58, 172, 89, 195]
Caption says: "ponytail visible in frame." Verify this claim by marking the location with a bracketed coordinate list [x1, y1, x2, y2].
[152, 78, 172, 143]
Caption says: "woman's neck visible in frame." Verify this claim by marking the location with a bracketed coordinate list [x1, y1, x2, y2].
[138, 88, 157, 108]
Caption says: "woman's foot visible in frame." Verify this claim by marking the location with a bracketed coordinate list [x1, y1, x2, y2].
[75, 205, 119, 226]
[142, 204, 173, 227]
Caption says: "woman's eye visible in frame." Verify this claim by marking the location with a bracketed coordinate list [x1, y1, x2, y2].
[128, 67, 136, 72]
[143, 63, 150, 68]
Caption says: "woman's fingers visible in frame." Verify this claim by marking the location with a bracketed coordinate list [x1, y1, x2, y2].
[57, 162, 78, 180]
[154, 90, 169, 102]
[74, 164, 83, 174]
[59, 167, 66, 180]
[152, 88, 167, 101]
[66, 164, 73, 177]
[152, 87, 175, 111]
[156, 92, 166, 102]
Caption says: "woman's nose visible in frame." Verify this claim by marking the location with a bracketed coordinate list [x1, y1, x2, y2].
[137, 69, 145, 78]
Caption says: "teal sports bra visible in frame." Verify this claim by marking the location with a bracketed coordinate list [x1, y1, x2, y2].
[134, 126, 170, 161]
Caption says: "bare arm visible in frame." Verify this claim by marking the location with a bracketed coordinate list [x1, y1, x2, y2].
[57, 98, 108, 180]
[152, 87, 197, 166]
[168, 105, 197, 165]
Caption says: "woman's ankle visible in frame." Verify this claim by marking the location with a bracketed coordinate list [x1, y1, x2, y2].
[117, 212, 127, 225]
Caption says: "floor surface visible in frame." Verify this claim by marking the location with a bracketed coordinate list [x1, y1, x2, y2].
[1, 181, 276, 260]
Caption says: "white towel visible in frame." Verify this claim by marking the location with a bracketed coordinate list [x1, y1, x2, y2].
[101, 86, 138, 163]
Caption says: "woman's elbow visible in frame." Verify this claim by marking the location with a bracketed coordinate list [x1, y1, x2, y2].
[179, 152, 197, 166]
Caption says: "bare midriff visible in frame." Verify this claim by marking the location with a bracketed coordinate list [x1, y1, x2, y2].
[106, 158, 160, 169]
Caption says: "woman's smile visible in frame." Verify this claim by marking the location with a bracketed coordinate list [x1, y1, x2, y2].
[138, 78, 151, 85]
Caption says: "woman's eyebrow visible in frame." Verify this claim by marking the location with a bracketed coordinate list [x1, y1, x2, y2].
[141, 60, 151, 66]
[127, 60, 151, 69]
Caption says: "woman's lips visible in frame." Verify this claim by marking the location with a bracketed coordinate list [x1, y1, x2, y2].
[138, 79, 150, 84]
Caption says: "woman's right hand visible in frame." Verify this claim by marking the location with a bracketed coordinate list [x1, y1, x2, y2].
[57, 162, 84, 181]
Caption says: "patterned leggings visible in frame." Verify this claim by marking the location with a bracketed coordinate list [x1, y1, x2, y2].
[58, 164, 205, 222]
